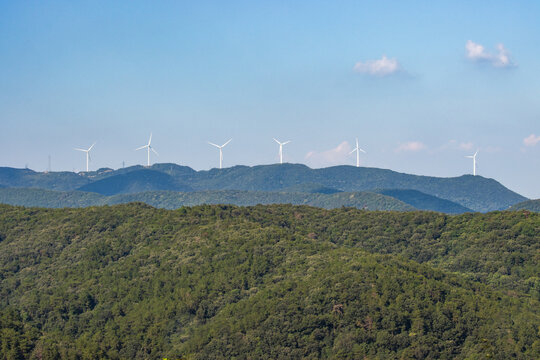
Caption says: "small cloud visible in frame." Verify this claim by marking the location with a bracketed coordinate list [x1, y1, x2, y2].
[353, 55, 401, 76]
[523, 134, 540, 147]
[458, 142, 474, 151]
[438, 139, 457, 151]
[305, 141, 352, 167]
[465, 40, 515, 68]
[396, 141, 426, 153]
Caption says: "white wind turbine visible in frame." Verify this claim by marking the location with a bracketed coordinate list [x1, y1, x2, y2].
[74, 142, 96, 172]
[273, 138, 291, 164]
[465, 150, 478, 176]
[349, 138, 366, 167]
[136, 133, 158, 167]
[208, 139, 232, 169]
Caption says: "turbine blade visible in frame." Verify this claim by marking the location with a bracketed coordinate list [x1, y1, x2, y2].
[359, 148, 366, 154]
[88, 142, 96, 151]
[349, 148, 357, 155]
[74, 148, 86, 152]
[135, 145, 148, 151]
[273, 138, 281, 144]
[208, 142, 220, 148]
[148, 133, 152, 146]
[151, 147, 159, 156]
[282, 141, 291, 145]
[222, 139, 232, 147]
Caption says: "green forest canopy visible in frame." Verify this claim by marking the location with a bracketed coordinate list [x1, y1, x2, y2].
[0, 203, 538, 359]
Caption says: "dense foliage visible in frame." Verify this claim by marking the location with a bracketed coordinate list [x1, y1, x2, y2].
[0, 163, 527, 211]
[0, 204, 538, 359]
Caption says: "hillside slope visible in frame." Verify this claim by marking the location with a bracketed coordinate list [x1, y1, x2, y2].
[77, 169, 194, 195]
[0, 204, 538, 358]
[0, 167, 90, 190]
[0, 188, 415, 211]
[0, 188, 104, 207]
[108, 190, 415, 210]
[509, 199, 540, 212]
[375, 189, 473, 214]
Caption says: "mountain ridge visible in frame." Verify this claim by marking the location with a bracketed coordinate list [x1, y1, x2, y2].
[0, 163, 526, 211]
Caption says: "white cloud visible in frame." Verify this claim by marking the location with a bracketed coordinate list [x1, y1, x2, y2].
[395, 141, 426, 153]
[465, 40, 515, 68]
[305, 141, 352, 167]
[353, 55, 401, 76]
[523, 134, 540, 147]
[458, 142, 474, 151]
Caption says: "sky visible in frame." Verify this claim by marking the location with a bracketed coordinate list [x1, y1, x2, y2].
[0, 0, 539, 198]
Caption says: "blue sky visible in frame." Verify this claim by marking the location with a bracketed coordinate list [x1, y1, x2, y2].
[1, 1, 539, 198]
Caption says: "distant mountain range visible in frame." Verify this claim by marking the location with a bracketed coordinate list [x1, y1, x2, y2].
[0, 163, 527, 212]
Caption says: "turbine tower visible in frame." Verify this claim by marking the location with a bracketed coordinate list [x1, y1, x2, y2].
[74, 142, 96, 172]
[349, 138, 366, 167]
[465, 150, 478, 176]
[273, 138, 291, 164]
[208, 139, 232, 169]
[136, 133, 158, 167]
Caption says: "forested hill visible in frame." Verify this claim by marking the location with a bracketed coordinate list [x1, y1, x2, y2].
[509, 199, 540, 212]
[0, 187, 422, 212]
[77, 169, 194, 195]
[374, 188, 472, 213]
[0, 204, 538, 358]
[0, 167, 90, 191]
[0, 163, 526, 212]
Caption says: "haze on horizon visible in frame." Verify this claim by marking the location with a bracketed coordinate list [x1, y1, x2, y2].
[0, 1, 539, 198]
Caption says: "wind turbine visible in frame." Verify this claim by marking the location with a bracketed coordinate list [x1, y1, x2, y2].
[273, 138, 291, 164]
[208, 139, 232, 169]
[349, 138, 366, 167]
[136, 133, 158, 167]
[465, 150, 478, 176]
[74, 142, 96, 172]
